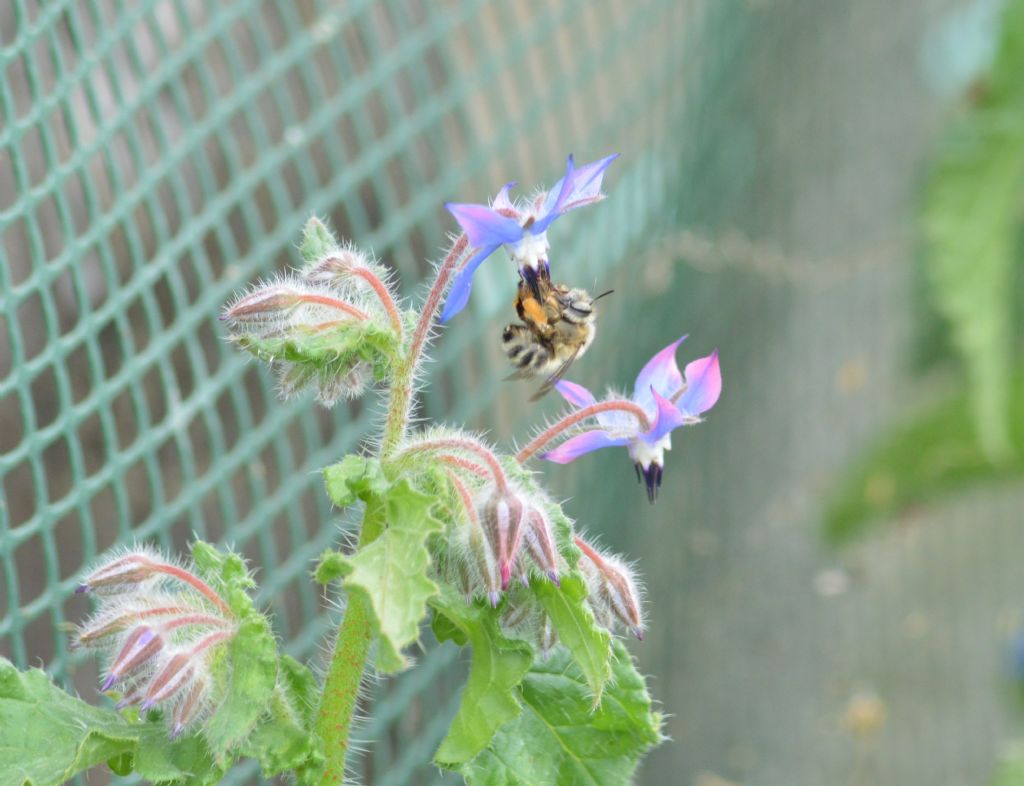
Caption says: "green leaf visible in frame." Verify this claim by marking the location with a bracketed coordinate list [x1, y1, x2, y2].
[920, 0, 1024, 462]
[202, 616, 279, 762]
[431, 590, 534, 766]
[824, 376, 1024, 543]
[299, 216, 339, 262]
[990, 743, 1024, 786]
[533, 574, 612, 703]
[322, 455, 388, 508]
[329, 478, 443, 673]
[457, 640, 663, 786]
[0, 657, 218, 786]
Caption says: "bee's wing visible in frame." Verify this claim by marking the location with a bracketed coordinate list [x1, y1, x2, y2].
[503, 368, 536, 382]
[528, 346, 582, 402]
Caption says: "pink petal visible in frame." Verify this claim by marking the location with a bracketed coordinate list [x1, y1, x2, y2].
[678, 350, 721, 416]
[541, 430, 629, 464]
[642, 387, 688, 444]
[554, 380, 596, 409]
[633, 335, 687, 402]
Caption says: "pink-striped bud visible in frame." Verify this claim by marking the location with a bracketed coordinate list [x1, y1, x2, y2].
[303, 248, 372, 287]
[220, 286, 304, 328]
[140, 652, 194, 711]
[523, 508, 561, 586]
[481, 492, 526, 592]
[576, 537, 644, 640]
[77, 553, 159, 595]
[170, 679, 208, 740]
[102, 625, 163, 689]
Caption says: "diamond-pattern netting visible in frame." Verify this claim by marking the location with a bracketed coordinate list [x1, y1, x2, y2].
[1, 0, 702, 782]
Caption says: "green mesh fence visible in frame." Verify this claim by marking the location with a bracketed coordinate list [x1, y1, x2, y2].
[9, 1, 1018, 785]
[0, 0, 710, 782]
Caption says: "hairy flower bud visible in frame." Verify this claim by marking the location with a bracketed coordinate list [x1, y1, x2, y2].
[102, 625, 164, 690]
[77, 552, 159, 595]
[576, 537, 644, 640]
[76, 546, 240, 739]
[481, 491, 526, 592]
[523, 507, 561, 586]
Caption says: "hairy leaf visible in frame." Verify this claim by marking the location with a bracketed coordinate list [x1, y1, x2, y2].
[533, 574, 611, 702]
[431, 590, 533, 766]
[457, 640, 663, 786]
[322, 455, 388, 508]
[329, 478, 443, 672]
[202, 616, 279, 763]
[0, 657, 219, 786]
[824, 377, 1024, 543]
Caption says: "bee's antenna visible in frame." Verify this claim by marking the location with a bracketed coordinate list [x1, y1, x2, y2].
[593, 289, 614, 301]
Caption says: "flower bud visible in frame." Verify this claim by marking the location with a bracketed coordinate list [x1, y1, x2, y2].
[141, 652, 195, 711]
[576, 537, 644, 640]
[481, 492, 525, 591]
[102, 625, 164, 689]
[170, 679, 208, 740]
[523, 508, 560, 585]
[220, 286, 304, 331]
[78, 552, 159, 595]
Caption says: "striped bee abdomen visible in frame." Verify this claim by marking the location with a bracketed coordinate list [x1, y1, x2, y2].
[502, 324, 555, 374]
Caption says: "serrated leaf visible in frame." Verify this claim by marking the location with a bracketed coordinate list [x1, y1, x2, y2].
[322, 455, 388, 508]
[332, 479, 443, 673]
[190, 540, 257, 618]
[921, 0, 1024, 462]
[458, 640, 663, 786]
[533, 573, 611, 702]
[0, 657, 217, 786]
[277, 654, 320, 727]
[824, 376, 1024, 543]
[202, 616, 278, 761]
[431, 591, 533, 766]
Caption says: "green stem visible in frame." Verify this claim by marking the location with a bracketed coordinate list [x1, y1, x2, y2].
[314, 504, 385, 785]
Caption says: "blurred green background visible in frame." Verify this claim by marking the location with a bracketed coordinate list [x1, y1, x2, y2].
[4, 0, 1024, 783]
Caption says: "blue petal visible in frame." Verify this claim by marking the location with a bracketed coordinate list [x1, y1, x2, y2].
[641, 387, 688, 444]
[439, 244, 499, 323]
[446, 202, 523, 247]
[554, 380, 596, 409]
[541, 430, 629, 464]
[535, 153, 620, 234]
[534, 156, 577, 233]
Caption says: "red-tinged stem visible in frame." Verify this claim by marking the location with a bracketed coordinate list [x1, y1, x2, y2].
[435, 453, 490, 479]
[151, 563, 232, 616]
[380, 235, 470, 457]
[401, 437, 508, 492]
[574, 535, 605, 567]
[515, 401, 652, 463]
[190, 628, 235, 655]
[298, 293, 370, 322]
[445, 469, 480, 527]
[162, 613, 232, 632]
[409, 234, 468, 368]
[349, 265, 404, 338]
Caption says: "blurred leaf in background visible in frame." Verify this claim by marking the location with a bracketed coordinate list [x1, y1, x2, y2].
[825, 0, 1024, 542]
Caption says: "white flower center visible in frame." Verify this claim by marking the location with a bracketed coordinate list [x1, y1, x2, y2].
[506, 230, 549, 270]
[629, 433, 672, 470]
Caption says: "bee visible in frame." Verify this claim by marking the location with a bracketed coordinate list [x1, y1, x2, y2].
[501, 272, 612, 401]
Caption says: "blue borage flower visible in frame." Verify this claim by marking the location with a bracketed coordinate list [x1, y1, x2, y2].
[440, 153, 619, 322]
[542, 335, 722, 502]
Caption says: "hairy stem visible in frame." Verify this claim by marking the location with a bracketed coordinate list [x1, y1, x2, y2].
[380, 235, 469, 456]
[515, 400, 652, 462]
[315, 503, 385, 785]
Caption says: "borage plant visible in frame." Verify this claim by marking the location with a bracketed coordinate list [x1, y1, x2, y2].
[0, 155, 721, 786]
